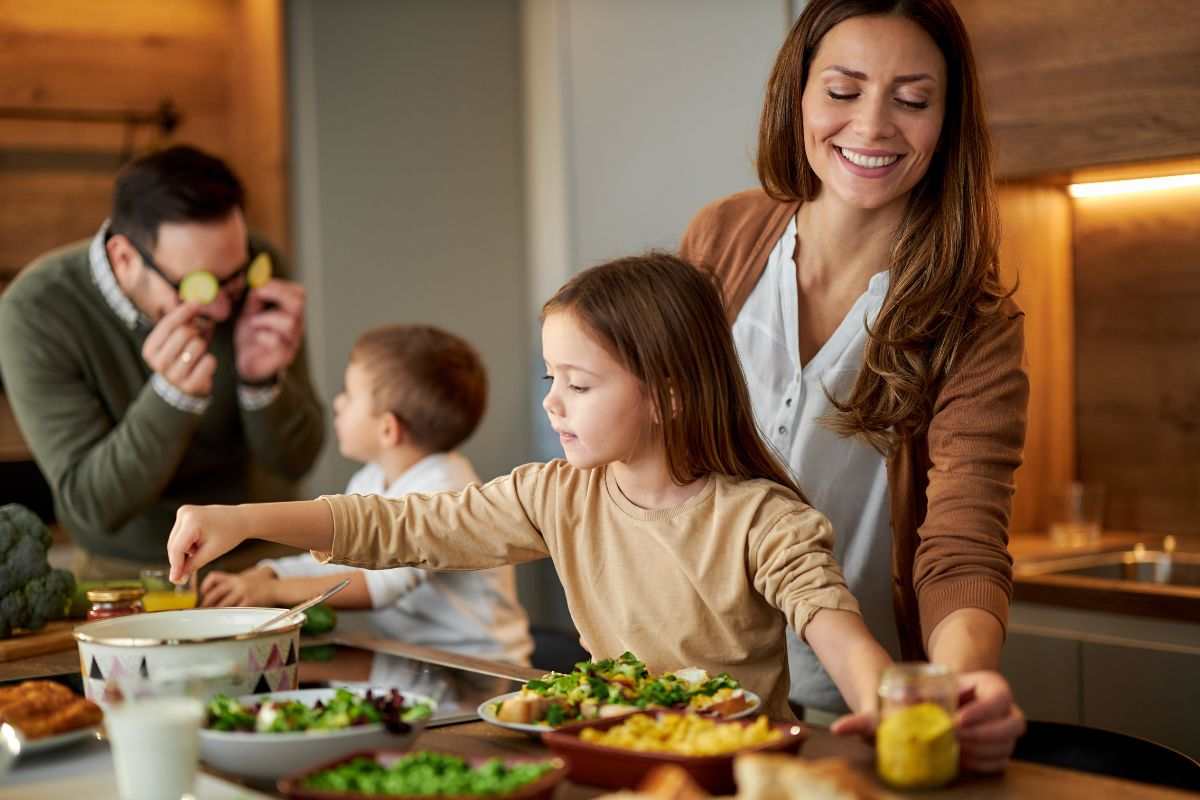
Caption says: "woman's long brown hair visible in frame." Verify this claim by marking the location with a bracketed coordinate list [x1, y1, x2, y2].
[542, 252, 807, 502]
[757, 0, 1011, 453]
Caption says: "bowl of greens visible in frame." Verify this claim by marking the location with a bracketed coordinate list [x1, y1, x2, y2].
[277, 750, 567, 800]
[199, 687, 435, 781]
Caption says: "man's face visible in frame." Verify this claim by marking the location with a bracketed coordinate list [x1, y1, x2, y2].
[121, 209, 251, 326]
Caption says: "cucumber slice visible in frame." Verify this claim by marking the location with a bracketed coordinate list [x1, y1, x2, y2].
[179, 271, 219, 304]
[247, 252, 273, 289]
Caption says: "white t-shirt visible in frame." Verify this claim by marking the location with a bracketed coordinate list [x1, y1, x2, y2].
[262, 452, 533, 665]
[732, 216, 901, 712]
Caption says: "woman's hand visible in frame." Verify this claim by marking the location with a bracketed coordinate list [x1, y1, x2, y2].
[201, 567, 277, 607]
[167, 505, 248, 584]
[831, 669, 1025, 775]
[955, 670, 1025, 773]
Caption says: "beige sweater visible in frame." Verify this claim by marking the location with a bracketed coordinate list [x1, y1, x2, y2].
[317, 460, 860, 719]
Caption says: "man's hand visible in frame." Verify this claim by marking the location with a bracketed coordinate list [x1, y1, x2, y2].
[201, 567, 278, 607]
[142, 302, 217, 396]
[235, 279, 305, 383]
[167, 504, 248, 584]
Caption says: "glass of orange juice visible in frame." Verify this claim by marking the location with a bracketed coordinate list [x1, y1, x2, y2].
[140, 568, 198, 612]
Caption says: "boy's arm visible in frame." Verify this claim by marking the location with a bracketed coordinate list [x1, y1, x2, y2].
[267, 571, 375, 609]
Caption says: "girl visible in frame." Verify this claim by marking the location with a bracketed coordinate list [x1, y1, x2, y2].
[167, 252, 892, 721]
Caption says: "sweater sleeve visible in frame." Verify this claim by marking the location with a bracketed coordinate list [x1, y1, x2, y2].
[0, 301, 202, 534]
[915, 308, 1028, 646]
[750, 506, 861, 643]
[314, 462, 554, 570]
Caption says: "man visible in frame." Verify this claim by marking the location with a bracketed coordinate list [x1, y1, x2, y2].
[0, 146, 324, 578]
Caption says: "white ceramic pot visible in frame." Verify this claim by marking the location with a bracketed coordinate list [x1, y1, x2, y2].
[73, 608, 303, 705]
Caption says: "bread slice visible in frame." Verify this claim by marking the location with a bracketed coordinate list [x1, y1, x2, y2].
[736, 754, 879, 800]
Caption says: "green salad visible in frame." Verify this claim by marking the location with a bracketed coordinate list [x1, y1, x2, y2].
[206, 688, 432, 734]
[303, 752, 557, 796]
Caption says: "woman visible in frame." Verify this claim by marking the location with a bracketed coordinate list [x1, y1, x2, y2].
[681, 0, 1026, 773]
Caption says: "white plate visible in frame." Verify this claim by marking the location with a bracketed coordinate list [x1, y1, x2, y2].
[199, 687, 435, 781]
[19, 725, 102, 756]
[477, 689, 763, 735]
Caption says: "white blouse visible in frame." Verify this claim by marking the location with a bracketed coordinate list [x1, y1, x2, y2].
[732, 216, 901, 712]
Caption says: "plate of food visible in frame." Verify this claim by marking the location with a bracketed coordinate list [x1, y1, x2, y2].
[277, 750, 567, 800]
[200, 687, 435, 781]
[0, 680, 104, 756]
[478, 652, 761, 734]
[541, 710, 806, 794]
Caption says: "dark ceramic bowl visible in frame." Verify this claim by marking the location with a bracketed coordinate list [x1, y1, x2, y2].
[540, 710, 806, 794]
[276, 750, 567, 800]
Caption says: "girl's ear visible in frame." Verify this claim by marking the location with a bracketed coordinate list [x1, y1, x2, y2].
[379, 412, 408, 448]
[648, 386, 679, 426]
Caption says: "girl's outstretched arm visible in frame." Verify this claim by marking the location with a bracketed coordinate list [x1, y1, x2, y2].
[167, 500, 332, 584]
[804, 608, 893, 713]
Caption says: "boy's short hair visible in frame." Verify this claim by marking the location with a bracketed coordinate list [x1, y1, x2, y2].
[351, 325, 487, 453]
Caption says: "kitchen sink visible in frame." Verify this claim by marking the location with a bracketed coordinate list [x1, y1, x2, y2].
[1017, 549, 1200, 588]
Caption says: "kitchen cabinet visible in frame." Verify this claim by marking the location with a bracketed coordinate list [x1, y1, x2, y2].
[1003, 602, 1200, 759]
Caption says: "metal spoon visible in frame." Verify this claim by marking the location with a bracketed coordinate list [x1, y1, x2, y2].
[247, 577, 350, 634]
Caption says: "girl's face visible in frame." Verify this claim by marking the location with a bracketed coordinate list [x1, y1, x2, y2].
[800, 14, 946, 212]
[541, 311, 656, 470]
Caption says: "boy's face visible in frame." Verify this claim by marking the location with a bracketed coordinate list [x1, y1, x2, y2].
[541, 311, 655, 471]
[333, 359, 387, 463]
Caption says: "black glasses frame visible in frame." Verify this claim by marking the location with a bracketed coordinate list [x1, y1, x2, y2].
[127, 237, 256, 297]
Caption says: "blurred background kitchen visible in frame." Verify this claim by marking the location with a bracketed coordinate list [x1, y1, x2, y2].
[0, 0, 1197, 758]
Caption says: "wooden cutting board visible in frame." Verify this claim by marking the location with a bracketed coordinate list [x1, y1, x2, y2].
[0, 621, 78, 662]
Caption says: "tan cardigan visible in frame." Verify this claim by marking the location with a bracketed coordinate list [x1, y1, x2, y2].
[679, 189, 1029, 660]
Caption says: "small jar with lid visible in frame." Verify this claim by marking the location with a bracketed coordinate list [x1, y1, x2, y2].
[875, 662, 960, 790]
[86, 586, 145, 621]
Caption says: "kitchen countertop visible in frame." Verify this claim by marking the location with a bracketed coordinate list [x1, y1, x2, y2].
[1009, 531, 1200, 622]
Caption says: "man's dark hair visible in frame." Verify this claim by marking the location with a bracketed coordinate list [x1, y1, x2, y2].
[109, 145, 244, 249]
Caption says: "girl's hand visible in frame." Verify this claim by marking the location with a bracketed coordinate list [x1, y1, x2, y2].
[201, 568, 277, 607]
[831, 670, 1025, 775]
[167, 505, 247, 584]
[955, 670, 1025, 773]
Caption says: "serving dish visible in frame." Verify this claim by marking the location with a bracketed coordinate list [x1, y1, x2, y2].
[541, 710, 806, 794]
[200, 687, 435, 782]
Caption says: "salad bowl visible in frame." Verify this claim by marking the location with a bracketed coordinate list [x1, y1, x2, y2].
[199, 687, 435, 781]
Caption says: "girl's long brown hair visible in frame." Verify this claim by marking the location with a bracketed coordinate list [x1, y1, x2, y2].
[757, 0, 1011, 453]
[542, 252, 807, 502]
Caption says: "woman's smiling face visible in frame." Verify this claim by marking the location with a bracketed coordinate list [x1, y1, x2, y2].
[801, 14, 947, 212]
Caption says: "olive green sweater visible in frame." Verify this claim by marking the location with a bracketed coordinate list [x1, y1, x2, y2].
[0, 237, 324, 563]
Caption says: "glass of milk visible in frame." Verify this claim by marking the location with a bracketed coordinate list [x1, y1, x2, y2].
[105, 695, 205, 800]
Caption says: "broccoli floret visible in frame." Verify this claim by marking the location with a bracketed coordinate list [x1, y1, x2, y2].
[0, 504, 73, 637]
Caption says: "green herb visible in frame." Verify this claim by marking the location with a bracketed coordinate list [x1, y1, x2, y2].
[303, 752, 557, 796]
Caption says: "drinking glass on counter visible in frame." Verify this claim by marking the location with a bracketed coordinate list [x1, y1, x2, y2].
[1049, 481, 1105, 547]
[106, 695, 205, 800]
[875, 663, 959, 790]
[141, 567, 198, 612]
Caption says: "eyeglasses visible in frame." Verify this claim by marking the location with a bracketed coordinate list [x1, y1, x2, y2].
[128, 238, 272, 304]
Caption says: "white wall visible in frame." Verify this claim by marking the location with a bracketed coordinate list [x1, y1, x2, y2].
[288, 0, 531, 496]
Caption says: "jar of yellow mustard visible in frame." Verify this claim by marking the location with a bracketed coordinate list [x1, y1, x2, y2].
[875, 663, 959, 790]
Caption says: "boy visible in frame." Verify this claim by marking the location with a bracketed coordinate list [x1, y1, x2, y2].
[200, 324, 533, 665]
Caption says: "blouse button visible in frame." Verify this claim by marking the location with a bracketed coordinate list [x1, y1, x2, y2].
[778, 425, 787, 435]
[785, 398, 792, 407]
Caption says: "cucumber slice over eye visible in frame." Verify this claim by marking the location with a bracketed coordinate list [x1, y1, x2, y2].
[247, 252, 273, 289]
[178, 271, 219, 304]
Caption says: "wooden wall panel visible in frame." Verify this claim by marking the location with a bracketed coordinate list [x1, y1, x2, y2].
[1073, 186, 1200, 537]
[0, 0, 287, 278]
[957, 0, 1200, 179]
[998, 185, 1075, 534]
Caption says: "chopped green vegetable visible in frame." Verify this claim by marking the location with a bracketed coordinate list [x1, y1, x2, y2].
[205, 688, 430, 734]
[303, 752, 556, 796]
[302, 602, 337, 635]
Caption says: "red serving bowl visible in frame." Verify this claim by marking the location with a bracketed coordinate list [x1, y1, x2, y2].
[541, 710, 807, 794]
[276, 750, 567, 800]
